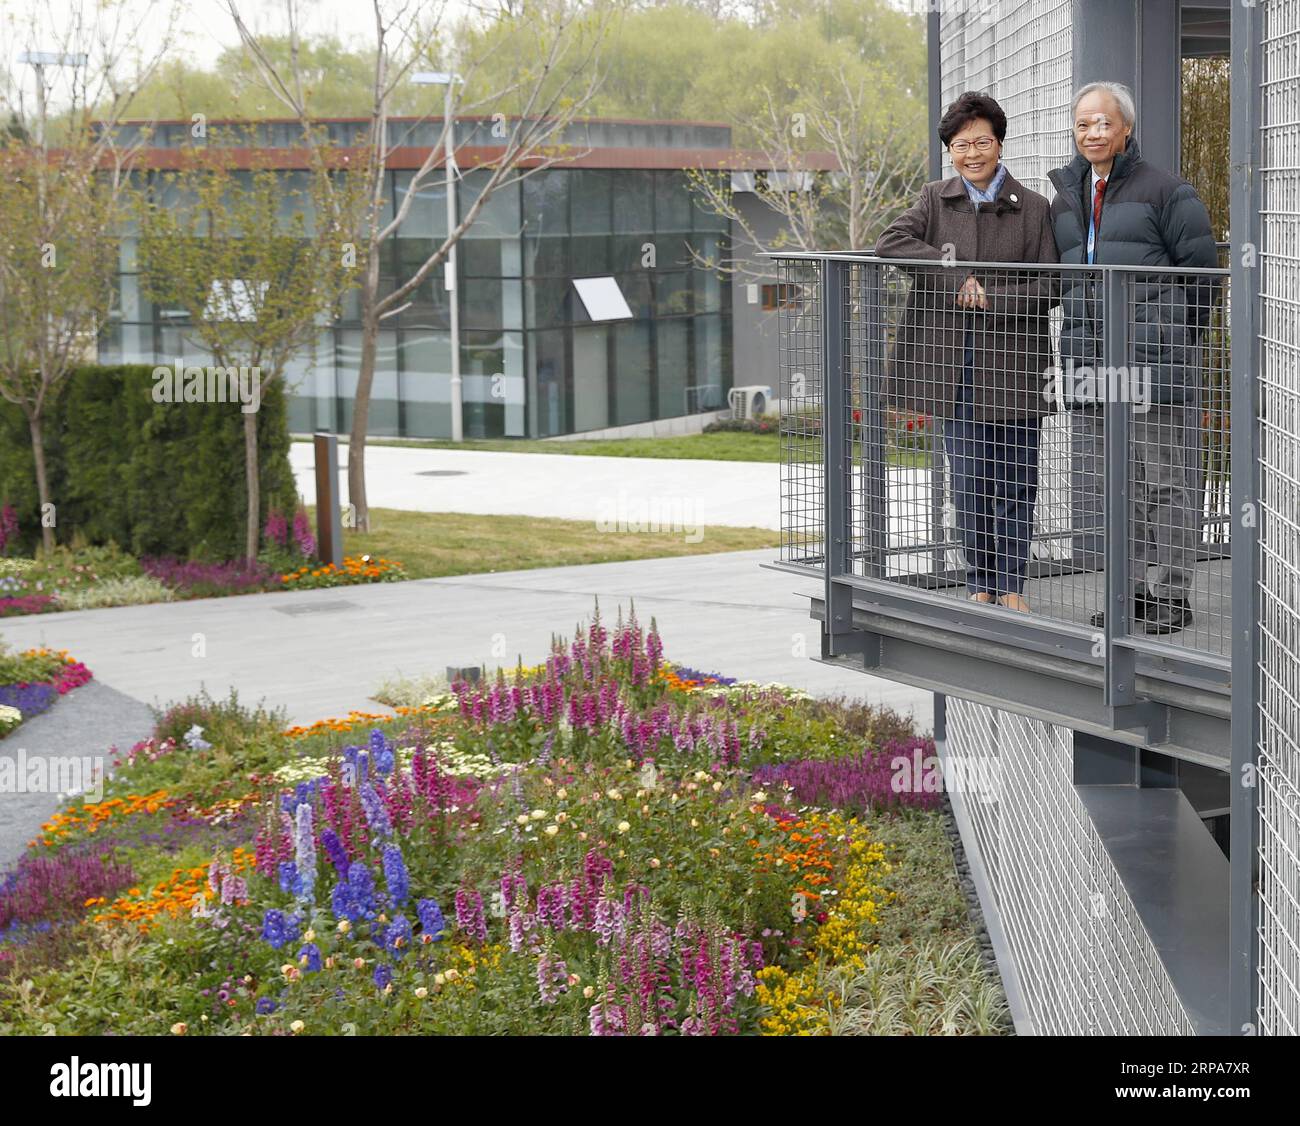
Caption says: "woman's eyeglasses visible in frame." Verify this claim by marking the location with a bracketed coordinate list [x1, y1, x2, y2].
[949, 137, 996, 154]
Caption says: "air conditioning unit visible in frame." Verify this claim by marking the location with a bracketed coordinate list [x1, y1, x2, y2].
[729, 385, 773, 420]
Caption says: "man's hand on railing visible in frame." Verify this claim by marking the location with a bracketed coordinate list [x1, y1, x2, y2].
[956, 274, 987, 310]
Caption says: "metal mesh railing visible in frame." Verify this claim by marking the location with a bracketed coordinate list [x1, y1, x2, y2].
[1257, 0, 1300, 1040]
[776, 253, 1233, 664]
[946, 696, 1196, 1034]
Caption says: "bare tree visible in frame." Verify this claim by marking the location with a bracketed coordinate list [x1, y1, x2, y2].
[226, 0, 611, 530]
[0, 1, 178, 553]
[685, 62, 926, 278]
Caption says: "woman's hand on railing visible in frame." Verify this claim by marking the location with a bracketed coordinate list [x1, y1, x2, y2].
[956, 274, 988, 310]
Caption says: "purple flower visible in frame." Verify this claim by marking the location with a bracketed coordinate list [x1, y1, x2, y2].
[382, 913, 412, 960]
[373, 962, 392, 991]
[360, 781, 392, 838]
[296, 943, 323, 972]
[255, 997, 278, 1015]
[415, 898, 446, 943]
[261, 909, 298, 950]
[382, 844, 408, 906]
[454, 887, 488, 944]
[320, 827, 349, 877]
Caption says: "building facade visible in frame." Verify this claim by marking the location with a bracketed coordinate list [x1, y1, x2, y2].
[103, 118, 747, 440]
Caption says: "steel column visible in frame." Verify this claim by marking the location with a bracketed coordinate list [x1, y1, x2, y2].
[1228, 0, 1262, 1037]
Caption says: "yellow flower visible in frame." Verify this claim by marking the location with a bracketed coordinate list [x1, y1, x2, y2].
[545, 825, 559, 836]
[170, 1022, 187, 1035]
[415, 987, 429, 999]
[290, 1020, 305, 1034]
[617, 821, 630, 833]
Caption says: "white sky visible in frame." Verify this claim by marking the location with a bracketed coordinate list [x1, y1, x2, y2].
[2, 0, 471, 107]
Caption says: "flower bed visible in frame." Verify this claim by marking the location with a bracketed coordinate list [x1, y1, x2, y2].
[0, 608, 1007, 1035]
[0, 648, 94, 739]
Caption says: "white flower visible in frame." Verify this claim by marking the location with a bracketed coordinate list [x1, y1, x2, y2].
[530, 809, 548, 820]
[544, 825, 559, 836]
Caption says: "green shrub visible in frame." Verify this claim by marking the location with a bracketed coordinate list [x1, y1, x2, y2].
[0, 365, 296, 560]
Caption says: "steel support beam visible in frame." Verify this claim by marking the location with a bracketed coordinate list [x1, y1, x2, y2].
[1228, 0, 1263, 1037]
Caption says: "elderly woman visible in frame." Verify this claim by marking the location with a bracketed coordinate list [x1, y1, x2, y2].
[875, 91, 1058, 611]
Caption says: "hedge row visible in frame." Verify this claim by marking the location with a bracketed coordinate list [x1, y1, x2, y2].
[0, 365, 296, 561]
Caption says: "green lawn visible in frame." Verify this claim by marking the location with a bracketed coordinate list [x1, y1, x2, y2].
[328, 507, 778, 579]
[296, 430, 933, 467]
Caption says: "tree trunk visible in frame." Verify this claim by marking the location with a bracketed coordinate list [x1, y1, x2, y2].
[244, 409, 260, 562]
[347, 304, 381, 533]
[27, 410, 55, 556]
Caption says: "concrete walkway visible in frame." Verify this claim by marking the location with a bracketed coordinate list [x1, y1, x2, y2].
[290, 442, 781, 529]
[0, 680, 154, 870]
[1, 547, 931, 739]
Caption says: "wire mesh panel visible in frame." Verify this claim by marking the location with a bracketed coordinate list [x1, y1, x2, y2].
[1257, 0, 1300, 1040]
[946, 696, 1196, 1035]
[777, 257, 824, 569]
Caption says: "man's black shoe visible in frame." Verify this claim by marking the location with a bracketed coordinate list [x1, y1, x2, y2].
[1142, 598, 1193, 635]
[1089, 586, 1152, 630]
[1091, 590, 1192, 635]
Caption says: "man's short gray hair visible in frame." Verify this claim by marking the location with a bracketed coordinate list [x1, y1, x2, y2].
[1072, 81, 1136, 128]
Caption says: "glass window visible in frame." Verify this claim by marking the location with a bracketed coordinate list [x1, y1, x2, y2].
[528, 328, 568, 437]
[337, 328, 399, 436]
[693, 241, 724, 313]
[399, 330, 452, 438]
[612, 235, 654, 273]
[462, 278, 505, 330]
[393, 171, 448, 239]
[522, 170, 570, 239]
[522, 236, 568, 278]
[615, 272, 652, 319]
[525, 278, 571, 328]
[654, 171, 692, 233]
[692, 173, 731, 231]
[613, 171, 654, 233]
[691, 313, 726, 409]
[571, 325, 609, 432]
[655, 272, 693, 317]
[613, 322, 653, 426]
[460, 170, 521, 238]
[571, 234, 611, 276]
[570, 170, 612, 235]
[656, 319, 691, 417]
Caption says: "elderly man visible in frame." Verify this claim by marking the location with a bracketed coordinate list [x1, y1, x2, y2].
[1048, 81, 1217, 635]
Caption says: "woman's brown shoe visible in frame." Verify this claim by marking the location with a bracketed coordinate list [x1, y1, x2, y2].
[999, 593, 1031, 613]
[969, 592, 996, 604]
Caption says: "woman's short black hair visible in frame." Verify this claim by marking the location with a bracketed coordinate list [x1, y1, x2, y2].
[938, 91, 1007, 147]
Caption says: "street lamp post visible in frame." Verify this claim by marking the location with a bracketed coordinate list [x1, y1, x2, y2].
[411, 70, 464, 442]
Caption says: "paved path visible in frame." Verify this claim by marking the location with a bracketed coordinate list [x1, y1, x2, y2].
[0, 681, 154, 870]
[291, 442, 781, 529]
[0, 547, 931, 738]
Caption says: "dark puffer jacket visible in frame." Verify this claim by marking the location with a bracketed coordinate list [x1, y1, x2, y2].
[1048, 138, 1218, 407]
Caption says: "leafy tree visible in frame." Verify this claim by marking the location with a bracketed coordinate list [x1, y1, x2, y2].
[135, 127, 368, 558]
[0, 0, 177, 552]
[227, 0, 611, 530]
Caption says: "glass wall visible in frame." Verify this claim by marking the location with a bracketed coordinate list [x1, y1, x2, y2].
[106, 160, 732, 438]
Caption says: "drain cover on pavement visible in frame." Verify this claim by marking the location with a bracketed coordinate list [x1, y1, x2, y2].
[416, 470, 468, 477]
[273, 600, 361, 616]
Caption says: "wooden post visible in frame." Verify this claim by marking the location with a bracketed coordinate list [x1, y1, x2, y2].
[313, 432, 344, 568]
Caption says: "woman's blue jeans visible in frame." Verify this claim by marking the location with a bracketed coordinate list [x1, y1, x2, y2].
[943, 345, 1042, 597]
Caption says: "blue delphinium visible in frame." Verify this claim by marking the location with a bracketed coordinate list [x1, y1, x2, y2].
[360, 781, 392, 838]
[373, 963, 393, 991]
[381, 913, 412, 960]
[296, 943, 323, 973]
[261, 909, 300, 950]
[320, 827, 349, 877]
[255, 997, 279, 1015]
[369, 728, 396, 776]
[416, 898, 446, 943]
[295, 802, 317, 904]
[278, 860, 303, 897]
[382, 843, 409, 906]
[331, 860, 379, 925]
